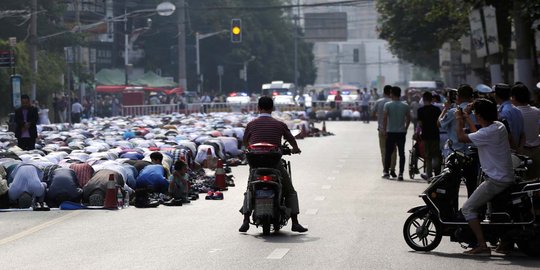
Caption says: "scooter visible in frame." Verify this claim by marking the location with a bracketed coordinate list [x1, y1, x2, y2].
[403, 140, 540, 257]
[245, 142, 294, 235]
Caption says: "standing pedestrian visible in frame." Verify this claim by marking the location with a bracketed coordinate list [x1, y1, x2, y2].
[494, 83, 525, 151]
[417, 91, 442, 181]
[438, 84, 478, 197]
[71, 98, 83, 123]
[361, 88, 371, 123]
[372, 85, 397, 177]
[382, 86, 410, 180]
[14, 94, 39, 151]
[511, 83, 540, 179]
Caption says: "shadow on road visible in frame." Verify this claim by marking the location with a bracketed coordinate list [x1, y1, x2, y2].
[407, 250, 540, 268]
[250, 231, 320, 244]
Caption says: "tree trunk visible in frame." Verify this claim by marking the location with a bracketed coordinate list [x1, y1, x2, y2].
[513, 0, 535, 90]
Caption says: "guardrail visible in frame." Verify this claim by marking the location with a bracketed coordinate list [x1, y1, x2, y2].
[122, 101, 373, 116]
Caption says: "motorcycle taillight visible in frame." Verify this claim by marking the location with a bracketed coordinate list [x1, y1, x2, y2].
[257, 175, 273, 182]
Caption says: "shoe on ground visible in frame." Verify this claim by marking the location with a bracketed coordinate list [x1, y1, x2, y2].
[382, 173, 390, 179]
[163, 198, 182, 206]
[18, 192, 33, 209]
[390, 171, 397, 178]
[463, 246, 491, 256]
[420, 173, 431, 181]
[495, 241, 514, 254]
[89, 191, 104, 206]
[291, 223, 308, 233]
[239, 222, 250, 232]
[397, 175, 404, 181]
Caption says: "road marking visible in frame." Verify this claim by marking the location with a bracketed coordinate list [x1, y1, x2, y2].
[305, 209, 319, 215]
[315, 196, 326, 201]
[331, 170, 340, 174]
[0, 211, 80, 246]
[267, 248, 290, 259]
[327, 176, 335, 180]
[209, 249, 222, 253]
[322, 185, 331, 190]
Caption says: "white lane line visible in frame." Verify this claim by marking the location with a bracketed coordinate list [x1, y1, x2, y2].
[322, 185, 331, 190]
[327, 176, 335, 180]
[0, 211, 80, 246]
[305, 209, 319, 215]
[315, 196, 326, 201]
[332, 170, 340, 174]
[267, 248, 290, 259]
[209, 249, 222, 253]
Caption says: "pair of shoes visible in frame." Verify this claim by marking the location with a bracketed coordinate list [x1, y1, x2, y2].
[291, 223, 308, 233]
[163, 198, 183, 206]
[238, 221, 250, 232]
[205, 191, 224, 200]
[33, 201, 50, 211]
[463, 246, 491, 256]
[494, 241, 514, 254]
[390, 171, 397, 178]
[382, 173, 390, 179]
[397, 175, 404, 181]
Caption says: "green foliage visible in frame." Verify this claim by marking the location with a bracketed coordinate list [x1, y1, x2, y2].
[139, 0, 316, 93]
[376, 0, 472, 71]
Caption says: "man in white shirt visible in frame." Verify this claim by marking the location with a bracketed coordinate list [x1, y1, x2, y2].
[456, 98, 515, 256]
[71, 98, 84, 123]
[511, 83, 540, 179]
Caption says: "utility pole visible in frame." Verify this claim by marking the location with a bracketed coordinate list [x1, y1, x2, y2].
[30, 0, 37, 101]
[75, 0, 82, 100]
[177, 0, 187, 90]
[293, 0, 299, 91]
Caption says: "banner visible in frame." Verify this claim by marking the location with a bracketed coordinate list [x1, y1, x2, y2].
[469, 9, 487, 58]
[460, 35, 471, 64]
[483, 5, 499, 55]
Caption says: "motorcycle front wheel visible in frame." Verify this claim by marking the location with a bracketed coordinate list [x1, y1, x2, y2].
[403, 211, 442, 252]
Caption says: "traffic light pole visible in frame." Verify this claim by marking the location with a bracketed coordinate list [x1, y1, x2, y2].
[195, 30, 228, 94]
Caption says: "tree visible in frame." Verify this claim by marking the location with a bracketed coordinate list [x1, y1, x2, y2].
[138, 0, 316, 94]
[376, 0, 472, 71]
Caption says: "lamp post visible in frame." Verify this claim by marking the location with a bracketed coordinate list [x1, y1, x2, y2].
[195, 30, 228, 94]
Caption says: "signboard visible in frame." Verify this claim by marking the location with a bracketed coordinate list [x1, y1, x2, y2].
[483, 5, 499, 55]
[0, 50, 15, 68]
[469, 9, 488, 58]
[304, 12, 348, 42]
[11, 75, 22, 108]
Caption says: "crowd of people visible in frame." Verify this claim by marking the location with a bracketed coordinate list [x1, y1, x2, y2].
[373, 82, 540, 256]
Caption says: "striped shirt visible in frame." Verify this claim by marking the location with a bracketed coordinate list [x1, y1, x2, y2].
[244, 114, 296, 146]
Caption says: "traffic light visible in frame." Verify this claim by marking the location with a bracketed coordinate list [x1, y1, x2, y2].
[231, 18, 242, 43]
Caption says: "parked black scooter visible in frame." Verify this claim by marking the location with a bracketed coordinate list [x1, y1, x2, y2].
[403, 140, 540, 257]
[245, 142, 295, 235]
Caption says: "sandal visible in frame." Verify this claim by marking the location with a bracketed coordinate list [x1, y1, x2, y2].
[463, 246, 491, 256]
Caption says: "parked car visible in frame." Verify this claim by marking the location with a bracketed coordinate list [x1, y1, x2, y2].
[226, 92, 251, 104]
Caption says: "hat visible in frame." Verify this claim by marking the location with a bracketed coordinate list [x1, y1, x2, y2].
[475, 84, 493, 94]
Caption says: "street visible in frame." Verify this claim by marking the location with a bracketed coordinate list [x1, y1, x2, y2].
[1, 121, 539, 270]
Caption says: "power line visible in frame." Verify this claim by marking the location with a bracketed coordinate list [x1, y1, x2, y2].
[189, 0, 369, 11]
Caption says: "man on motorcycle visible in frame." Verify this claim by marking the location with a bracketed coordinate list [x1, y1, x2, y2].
[455, 98, 515, 256]
[239, 96, 308, 233]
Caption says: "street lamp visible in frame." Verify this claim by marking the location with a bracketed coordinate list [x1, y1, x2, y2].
[122, 2, 176, 85]
[195, 29, 228, 94]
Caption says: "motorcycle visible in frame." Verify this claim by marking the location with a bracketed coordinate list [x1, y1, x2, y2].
[403, 140, 540, 257]
[245, 142, 294, 235]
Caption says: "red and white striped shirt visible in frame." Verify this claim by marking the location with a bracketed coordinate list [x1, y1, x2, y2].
[244, 114, 296, 146]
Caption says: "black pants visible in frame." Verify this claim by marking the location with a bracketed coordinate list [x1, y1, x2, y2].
[463, 151, 480, 197]
[384, 132, 406, 174]
[72, 113, 81, 123]
[17, 137, 36, 151]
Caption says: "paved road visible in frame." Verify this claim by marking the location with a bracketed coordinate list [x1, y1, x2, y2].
[1, 121, 539, 269]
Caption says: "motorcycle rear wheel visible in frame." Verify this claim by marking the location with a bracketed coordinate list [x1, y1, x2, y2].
[403, 211, 442, 252]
